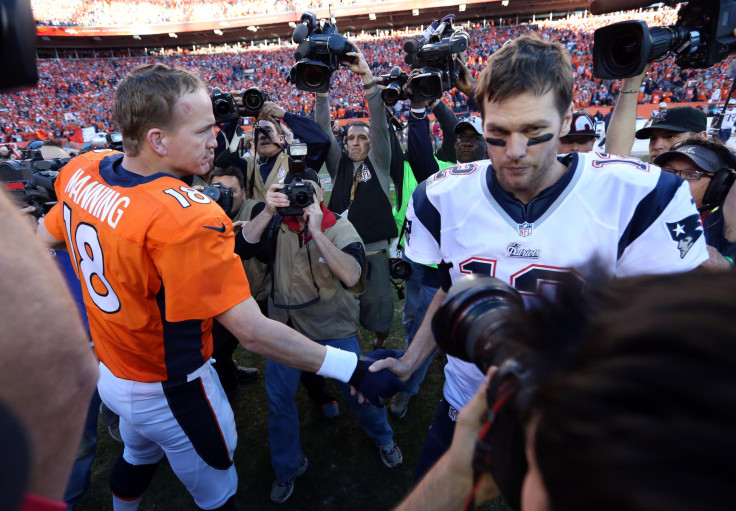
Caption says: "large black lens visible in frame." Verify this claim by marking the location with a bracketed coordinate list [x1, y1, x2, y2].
[382, 84, 401, 106]
[293, 190, 311, 207]
[304, 64, 329, 89]
[432, 274, 523, 375]
[413, 74, 442, 102]
[214, 99, 231, 116]
[244, 90, 263, 110]
[593, 21, 651, 79]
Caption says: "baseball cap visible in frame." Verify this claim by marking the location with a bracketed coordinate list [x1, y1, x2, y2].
[635, 106, 707, 139]
[0, 147, 8, 156]
[564, 112, 597, 138]
[659, 102, 668, 109]
[454, 115, 483, 136]
[654, 144, 729, 174]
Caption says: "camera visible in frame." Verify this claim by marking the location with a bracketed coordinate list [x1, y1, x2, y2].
[202, 182, 234, 216]
[389, 257, 412, 280]
[432, 274, 542, 510]
[278, 142, 316, 216]
[593, 0, 736, 79]
[106, 131, 123, 151]
[210, 88, 238, 124]
[0, 157, 68, 217]
[403, 14, 469, 102]
[242, 87, 269, 117]
[380, 67, 409, 107]
[288, 12, 356, 93]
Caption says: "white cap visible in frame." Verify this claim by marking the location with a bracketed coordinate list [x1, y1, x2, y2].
[0, 147, 8, 156]
[454, 115, 483, 136]
[659, 102, 668, 109]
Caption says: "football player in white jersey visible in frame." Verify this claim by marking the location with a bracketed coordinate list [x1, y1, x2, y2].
[370, 34, 708, 483]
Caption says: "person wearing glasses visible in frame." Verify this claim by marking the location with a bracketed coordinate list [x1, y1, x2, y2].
[654, 139, 736, 268]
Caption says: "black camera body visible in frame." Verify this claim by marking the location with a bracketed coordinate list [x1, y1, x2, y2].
[106, 131, 123, 151]
[242, 87, 269, 117]
[289, 12, 356, 93]
[380, 67, 409, 107]
[389, 256, 412, 280]
[404, 14, 469, 103]
[202, 182, 234, 216]
[0, 157, 68, 217]
[593, 0, 736, 79]
[278, 142, 316, 216]
[210, 87, 238, 124]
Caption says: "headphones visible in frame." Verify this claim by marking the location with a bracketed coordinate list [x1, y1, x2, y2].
[702, 168, 736, 210]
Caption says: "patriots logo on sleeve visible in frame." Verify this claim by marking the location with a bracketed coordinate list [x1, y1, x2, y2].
[666, 215, 703, 259]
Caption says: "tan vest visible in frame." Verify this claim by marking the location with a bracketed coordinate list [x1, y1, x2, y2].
[269, 217, 366, 340]
[245, 152, 290, 202]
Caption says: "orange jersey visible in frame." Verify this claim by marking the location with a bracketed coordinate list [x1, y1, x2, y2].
[45, 150, 251, 383]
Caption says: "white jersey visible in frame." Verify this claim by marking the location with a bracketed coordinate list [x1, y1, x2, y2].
[405, 152, 708, 411]
[722, 107, 735, 130]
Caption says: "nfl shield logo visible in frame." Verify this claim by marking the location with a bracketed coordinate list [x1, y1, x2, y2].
[518, 222, 533, 237]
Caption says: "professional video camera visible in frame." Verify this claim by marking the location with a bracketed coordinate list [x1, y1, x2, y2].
[593, 0, 736, 79]
[210, 88, 238, 124]
[403, 14, 469, 103]
[202, 182, 234, 216]
[288, 12, 356, 93]
[432, 274, 561, 510]
[278, 142, 316, 216]
[379, 67, 409, 107]
[0, 157, 68, 217]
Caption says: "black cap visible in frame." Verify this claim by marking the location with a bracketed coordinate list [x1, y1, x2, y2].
[564, 112, 597, 138]
[635, 106, 707, 139]
[284, 169, 321, 187]
[654, 144, 729, 174]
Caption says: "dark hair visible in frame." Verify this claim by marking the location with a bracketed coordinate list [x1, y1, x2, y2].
[347, 120, 370, 136]
[475, 34, 573, 120]
[113, 63, 204, 157]
[528, 270, 736, 511]
[210, 166, 245, 189]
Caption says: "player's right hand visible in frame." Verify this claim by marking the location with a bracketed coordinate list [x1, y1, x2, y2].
[349, 357, 406, 406]
[367, 355, 413, 381]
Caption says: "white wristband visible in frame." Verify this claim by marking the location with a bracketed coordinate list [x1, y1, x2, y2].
[317, 345, 358, 383]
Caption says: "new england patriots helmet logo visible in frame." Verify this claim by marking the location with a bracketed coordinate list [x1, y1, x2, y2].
[666, 214, 703, 259]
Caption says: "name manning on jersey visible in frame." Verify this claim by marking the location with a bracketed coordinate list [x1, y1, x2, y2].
[64, 168, 130, 228]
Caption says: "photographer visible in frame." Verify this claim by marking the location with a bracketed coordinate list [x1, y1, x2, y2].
[315, 39, 398, 350]
[397, 269, 736, 511]
[237, 171, 404, 504]
[653, 139, 736, 268]
[388, 64, 485, 420]
[207, 166, 261, 396]
[371, 35, 707, 484]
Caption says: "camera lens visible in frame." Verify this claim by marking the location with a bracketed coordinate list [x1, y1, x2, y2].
[432, 274, 523, 374]
[243, 89, 264, 111]
[303, 64, 330, 90]
[382, 84, 401, 106]
[214, 99, 231, 116]
[610, 30, 642, 68]
[414, 74, 442, 102]
[202, 185, 221, 202]
[293, 190, 311, 207]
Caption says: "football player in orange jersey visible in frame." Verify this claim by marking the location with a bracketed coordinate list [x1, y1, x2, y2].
[37, 63, 403, 511]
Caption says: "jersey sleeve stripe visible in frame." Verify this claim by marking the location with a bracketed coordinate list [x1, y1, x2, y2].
[617, 171, 683, 260]
[412, 180, 442, 247]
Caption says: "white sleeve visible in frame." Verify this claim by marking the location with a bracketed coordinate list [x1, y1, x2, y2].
[404, 184, 443, 266]
[617, 179, 708, 277]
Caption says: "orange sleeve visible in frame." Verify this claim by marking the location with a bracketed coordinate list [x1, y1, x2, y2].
[43, 202, 65, 242]
[152, 210, 251, 323]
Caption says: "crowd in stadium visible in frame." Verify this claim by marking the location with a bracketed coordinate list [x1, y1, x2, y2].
[3, 6, 734, 145]
[32, 0, 396, 26]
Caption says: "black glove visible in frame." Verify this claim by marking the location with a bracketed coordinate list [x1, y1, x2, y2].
[348, 356, 406, 406]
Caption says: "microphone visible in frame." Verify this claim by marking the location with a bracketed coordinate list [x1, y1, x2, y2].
[293, 23, 309, 44]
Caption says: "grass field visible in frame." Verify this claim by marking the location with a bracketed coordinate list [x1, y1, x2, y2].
[73, 284, 510, 510]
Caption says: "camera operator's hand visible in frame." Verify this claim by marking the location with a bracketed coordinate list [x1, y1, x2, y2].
[395, 368, 500, 511]
[265, 183, 289, 216]
[342, 40, 374, 88]
[454, 53, 476, 97]
[260, 101, 286, 120]
[303, 192, 323, 232]
[403, 69, 423, 102]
